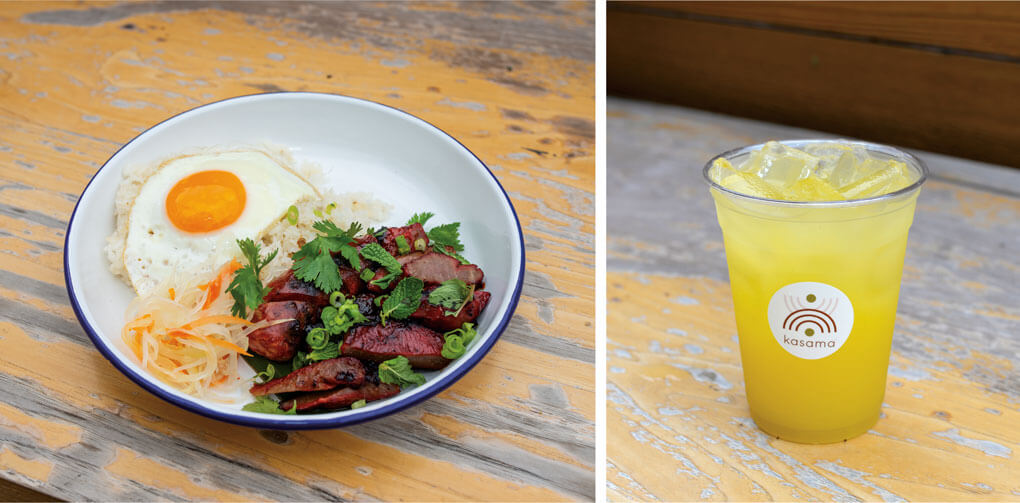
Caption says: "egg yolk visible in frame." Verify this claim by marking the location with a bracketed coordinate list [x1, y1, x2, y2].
[165, 170, 246, 233]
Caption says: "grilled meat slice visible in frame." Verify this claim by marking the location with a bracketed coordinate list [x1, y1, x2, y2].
[353, 294, 381, 326]
[402, 252, 483, 286]
[264, 270, 329, 307]
[280, 383, 401, 412]
[249, 357, 364, 396]
[337, 265, 364, 295]
[411, 290, 491, 332]
[341, 322, 450, 370]
[354, 234, 378, 249]
[247, 301, 317, 361]
[380, 223, 429, 256]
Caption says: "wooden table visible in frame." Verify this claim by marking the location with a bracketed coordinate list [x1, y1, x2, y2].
[607, 97, 1020, 501]
[0, 2, 594, 501]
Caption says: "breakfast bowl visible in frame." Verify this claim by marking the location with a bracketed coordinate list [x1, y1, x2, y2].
[64, 92, 525, 429]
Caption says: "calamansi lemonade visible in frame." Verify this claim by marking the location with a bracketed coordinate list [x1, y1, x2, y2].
[705, 140, 925, 444]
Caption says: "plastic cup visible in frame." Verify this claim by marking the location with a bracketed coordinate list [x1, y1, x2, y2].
[703, 139, 928, 444]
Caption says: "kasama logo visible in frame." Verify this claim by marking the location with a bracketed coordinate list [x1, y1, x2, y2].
[767, 282, 854, 360]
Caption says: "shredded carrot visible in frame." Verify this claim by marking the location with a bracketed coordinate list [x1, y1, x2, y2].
[168, 287, 175, 300]
[182, 315, 252, 329]
[200, 259, 241, 310]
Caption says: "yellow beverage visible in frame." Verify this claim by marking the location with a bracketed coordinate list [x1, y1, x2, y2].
[705, 140, 926, 444]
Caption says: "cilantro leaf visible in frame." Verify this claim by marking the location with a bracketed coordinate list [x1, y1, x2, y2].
[427, 222, 463, 252]
[242, 395, 297, 415]
[228, 239, 278, 318]
[291, 220, 361, 292]
[338, 242, 362, 271]
[432, 243, 470, 265]
[378, 356, 426, 388]
[380, 277, 424, 324]
[407, 212, 435, 226]
[428, 279, 470, 309]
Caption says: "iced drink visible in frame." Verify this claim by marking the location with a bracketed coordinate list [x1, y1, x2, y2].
[704, 140, 926, 444]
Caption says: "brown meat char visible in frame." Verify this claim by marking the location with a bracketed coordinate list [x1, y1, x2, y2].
[249, 357, 364, 396]
[411, 290, 491, 332]
[264, 270, 329, 307]
[280, 383, 401, 412]
[381, 223, 429, 256]
[403, 252, 483, 286]
[337, 265, 364, 295]
[247, 301, 316, 362]
[341, 322, 451, 370]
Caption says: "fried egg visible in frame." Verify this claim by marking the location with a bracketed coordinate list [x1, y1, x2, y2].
[122, 150, 317, 295]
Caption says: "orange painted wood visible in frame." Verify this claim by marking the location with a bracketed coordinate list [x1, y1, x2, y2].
[0, 2, 595, 500]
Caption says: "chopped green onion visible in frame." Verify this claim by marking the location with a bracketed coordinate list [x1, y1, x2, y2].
[326, 202, 336, 215]
[286, 205, 299, 225]
[360, 268, 375, 282]
[313, 208, 323, 218]
[306, 328, 329, 349]
[414, 238, 427, 252]
[396, 235, 410, 255]
[351, 399, 367, 409]
[329, 291, 345, 308]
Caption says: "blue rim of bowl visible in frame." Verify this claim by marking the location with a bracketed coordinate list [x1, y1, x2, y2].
[63, 92, 526, 429]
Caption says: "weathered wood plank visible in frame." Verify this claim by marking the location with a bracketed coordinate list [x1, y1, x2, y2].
[0, 2, 594, 501]
[607, 97, 1020, 501]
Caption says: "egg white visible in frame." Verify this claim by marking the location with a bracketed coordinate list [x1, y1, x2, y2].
[122, 150, 317, 295]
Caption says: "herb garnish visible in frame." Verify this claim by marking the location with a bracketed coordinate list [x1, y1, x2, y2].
[350, 399, 367, 409]
[427, 222, 463, 252]
[228, 238, 278, 318]
[242, 395, 297, 415]
[406, 212, 435, 226]
[321, 295, 367, 335]
[379, 277, 424, 324]
[441, 323, 476, 359]
[360, 242, 403, 288]
[428, 279, 470, 311]
[378, 356, 426, 388]
[291, 220, 362, 293]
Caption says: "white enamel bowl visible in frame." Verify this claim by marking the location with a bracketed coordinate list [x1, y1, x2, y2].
[64, 92, 525, 429]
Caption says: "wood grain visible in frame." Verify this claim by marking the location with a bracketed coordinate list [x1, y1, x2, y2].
[621, 2, 1020, 58]
[0, 2, 594, 501]
[607, 97, 1020, 501]
[607, 3, 1020, 168]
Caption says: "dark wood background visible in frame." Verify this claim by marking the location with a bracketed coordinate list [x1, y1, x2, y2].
[608, 1, 1020, 168]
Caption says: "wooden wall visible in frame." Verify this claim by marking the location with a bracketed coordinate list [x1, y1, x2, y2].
[607, 2, 1020, 167]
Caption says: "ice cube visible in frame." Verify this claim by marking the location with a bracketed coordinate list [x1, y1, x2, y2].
[820, 151, 858, 188]
[720, 172, 783, 200]
[839, 162, 909, 199]
[710, 158, 738, 183]
[788, 175, 845, 202]
[755, 141, 818, 188]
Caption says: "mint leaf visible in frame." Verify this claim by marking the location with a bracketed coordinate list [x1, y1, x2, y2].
[432, 243, 470, 265]
[378, 356, 426, 388]
[428, 279, 470, 309]
[308, 342, 340, 361]
[360, 242, 402, 289]
[242, 395, 296, 415]
[381, 277, 424, 324]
